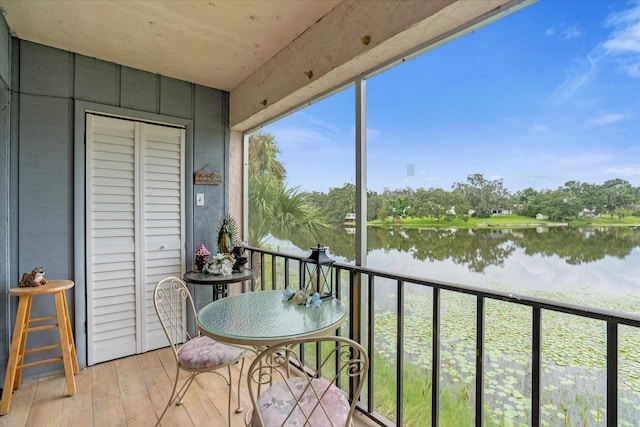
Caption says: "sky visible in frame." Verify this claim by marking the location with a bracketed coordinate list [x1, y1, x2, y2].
[258, 0, 640, 194]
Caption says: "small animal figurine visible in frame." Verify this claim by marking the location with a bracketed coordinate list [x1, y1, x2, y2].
[19, 266, 47, 287]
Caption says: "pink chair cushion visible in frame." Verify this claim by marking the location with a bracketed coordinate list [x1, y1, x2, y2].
[253, 376, 350, 426]
[177, 335, 244, 369]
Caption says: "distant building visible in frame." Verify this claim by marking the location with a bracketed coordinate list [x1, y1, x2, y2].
[536, 213, 549, 220]
[579, 209, 599, 218]
[491, 208, 512, 215]
[344, 213, 356, 224]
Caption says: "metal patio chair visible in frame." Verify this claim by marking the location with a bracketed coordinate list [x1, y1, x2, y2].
[247, 335, 368, 427]
[153, 276, 246, 426]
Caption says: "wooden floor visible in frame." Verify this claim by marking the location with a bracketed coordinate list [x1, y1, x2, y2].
[0, 347, 375, 427]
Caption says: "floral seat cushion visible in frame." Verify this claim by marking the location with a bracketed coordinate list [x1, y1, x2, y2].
[252, 376, 350, 426]
[177, 335, 245, 370]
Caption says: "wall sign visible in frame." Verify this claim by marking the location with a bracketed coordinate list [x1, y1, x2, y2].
[194, 166, 221, 185]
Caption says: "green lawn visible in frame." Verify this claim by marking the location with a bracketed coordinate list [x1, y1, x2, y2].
[370, 214, 640, 229]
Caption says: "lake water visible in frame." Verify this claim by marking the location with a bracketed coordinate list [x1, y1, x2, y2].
[277, 225, 640, 313]
[366, 233, 640, 297]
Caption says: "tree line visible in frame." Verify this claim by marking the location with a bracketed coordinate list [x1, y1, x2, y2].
[306, 174, 640, 225]
[248, 131, 640, 248]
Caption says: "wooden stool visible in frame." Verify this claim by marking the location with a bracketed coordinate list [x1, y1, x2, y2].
[0, 280, 79, 415]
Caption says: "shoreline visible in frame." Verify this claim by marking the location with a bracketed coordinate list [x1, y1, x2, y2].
[480, 222, 568, 227]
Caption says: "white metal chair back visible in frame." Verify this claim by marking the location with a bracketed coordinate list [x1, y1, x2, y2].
[154, 276, 193, 354]
[247, 335, 369, 427]
[153, 276, 246, 427]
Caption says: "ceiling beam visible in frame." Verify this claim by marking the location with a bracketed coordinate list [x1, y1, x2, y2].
[230, 0, 525, 132]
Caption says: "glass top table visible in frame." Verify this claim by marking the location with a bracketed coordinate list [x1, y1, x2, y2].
[196, 290, 346, 347]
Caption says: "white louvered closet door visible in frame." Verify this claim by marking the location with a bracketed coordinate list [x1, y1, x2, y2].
[86, 114, 185, 365]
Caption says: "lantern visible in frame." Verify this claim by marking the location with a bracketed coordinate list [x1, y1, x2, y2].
[301, 244, 334, 299]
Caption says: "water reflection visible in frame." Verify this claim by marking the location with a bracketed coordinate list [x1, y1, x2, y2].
[293, 226, 640, 297]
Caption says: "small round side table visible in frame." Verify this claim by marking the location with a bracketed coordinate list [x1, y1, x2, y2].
[183, 268, 254, 300]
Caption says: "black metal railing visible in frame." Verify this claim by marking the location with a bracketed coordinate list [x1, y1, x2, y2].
[245, 246, 640, 427]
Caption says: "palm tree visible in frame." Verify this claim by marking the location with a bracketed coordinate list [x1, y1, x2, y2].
[248, 132, 328, 248]
[248, 132, 286, 183]
[247, 132, 328, 290]
[248, 174, 327, 247]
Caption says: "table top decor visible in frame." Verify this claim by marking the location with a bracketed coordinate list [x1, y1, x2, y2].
[230, 240, 248, 273]
[216, 214, 238, 255]
[282, 286, 322, 308]
[204, 253, 234, 275]
[214, 214, 247, 273]
[194, 243, 211, 272]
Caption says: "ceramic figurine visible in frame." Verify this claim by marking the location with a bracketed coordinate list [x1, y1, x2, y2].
[194, 244, 210, 272]
[231, 240, 247, 273]
[216, 214, 238, 255]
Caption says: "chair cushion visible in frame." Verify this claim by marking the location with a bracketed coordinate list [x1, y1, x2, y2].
[252, 376, 350, 426]
[178, 335, 245, 369]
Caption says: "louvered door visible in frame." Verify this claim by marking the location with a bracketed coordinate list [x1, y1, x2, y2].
[86, 114, 185, 365]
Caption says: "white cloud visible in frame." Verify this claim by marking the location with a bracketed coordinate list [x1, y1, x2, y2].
[604, 165, 640, 176]
[603, 22, 640, 53]
[266, 112, 342, 149]
[561, 26, 583, 40]
[602, 2, 640, 77]
[620, 62, 640, 76]
[590, 112, 631, 125]
[366, 127, 382, 139]
[557, 151, 614, 166]
[272, 126, 332, 150]
[532, 123, 550, 132]
[545, 56, 598, 105]
[530, 150, 614, 168]
[548, 3, 640, 104]
[546, 25, 583, 40]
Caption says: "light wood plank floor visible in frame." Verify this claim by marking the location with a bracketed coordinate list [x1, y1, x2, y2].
[0, 347, 375, 427]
